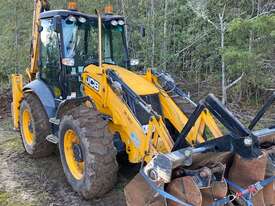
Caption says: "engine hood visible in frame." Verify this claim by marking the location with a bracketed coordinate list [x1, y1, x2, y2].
[103, 64, 159, 95]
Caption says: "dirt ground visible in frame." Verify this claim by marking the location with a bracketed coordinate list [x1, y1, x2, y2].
[0, 116, 135, 206]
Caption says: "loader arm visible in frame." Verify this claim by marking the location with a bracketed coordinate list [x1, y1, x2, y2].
[145, 69, 223, 144]
[104, 69, 225, 163]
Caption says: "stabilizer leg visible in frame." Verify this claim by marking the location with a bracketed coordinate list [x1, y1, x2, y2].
[11, 74, 23, 129]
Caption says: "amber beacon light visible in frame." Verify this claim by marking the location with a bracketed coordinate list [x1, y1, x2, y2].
[104, 4, 113, 14]
[68, 1, 78, 10]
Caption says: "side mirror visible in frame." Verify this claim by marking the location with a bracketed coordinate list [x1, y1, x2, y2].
[130, 59, 140, 66]
[53, 15, 62, 33]
[140, 26, 146, 37]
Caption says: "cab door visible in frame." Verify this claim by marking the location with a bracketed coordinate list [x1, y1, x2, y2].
[39, 18, 62, 98]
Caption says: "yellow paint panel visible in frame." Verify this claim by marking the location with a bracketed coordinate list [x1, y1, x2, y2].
[103, 64, 159, 95]
[11, 74, 23, 129]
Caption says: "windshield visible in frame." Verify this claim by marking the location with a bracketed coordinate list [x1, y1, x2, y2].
[103, 23, 127, 66]
[62, 16, 128, 67]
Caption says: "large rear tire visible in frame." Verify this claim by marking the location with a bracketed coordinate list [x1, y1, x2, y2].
[58, 105, 118, 199]
[19, 93, 55, 157]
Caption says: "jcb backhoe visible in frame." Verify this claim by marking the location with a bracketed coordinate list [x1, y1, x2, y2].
[11, 1, 274, 205]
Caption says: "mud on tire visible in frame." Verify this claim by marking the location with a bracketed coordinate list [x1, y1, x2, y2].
[19, 93, 55, 157]
[58, 105, 118, 199]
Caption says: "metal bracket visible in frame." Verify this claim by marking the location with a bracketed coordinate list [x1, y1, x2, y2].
[49, 117, 60, 125]
[46, 134, 59, 144]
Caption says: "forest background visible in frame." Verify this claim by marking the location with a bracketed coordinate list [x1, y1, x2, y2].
[1, 0, 275, 106]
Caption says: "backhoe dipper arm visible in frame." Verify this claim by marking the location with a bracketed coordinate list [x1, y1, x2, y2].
[26, 0, 50, 81]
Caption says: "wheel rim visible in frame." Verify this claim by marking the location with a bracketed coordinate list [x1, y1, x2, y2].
[22, 108, 34, 145]
[64, 129, 84, 180]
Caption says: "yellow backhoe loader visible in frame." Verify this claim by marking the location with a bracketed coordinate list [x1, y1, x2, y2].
[11, 1, 274, 205]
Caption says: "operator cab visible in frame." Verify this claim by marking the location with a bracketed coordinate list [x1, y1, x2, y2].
[38, 9, 128, 99]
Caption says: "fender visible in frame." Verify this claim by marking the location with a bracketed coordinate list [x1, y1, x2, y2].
[23, 79, 56, 118]
[55, 96, 91, 120]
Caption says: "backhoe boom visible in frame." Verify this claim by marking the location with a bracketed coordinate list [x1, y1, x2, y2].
[27, 0, 50, 81]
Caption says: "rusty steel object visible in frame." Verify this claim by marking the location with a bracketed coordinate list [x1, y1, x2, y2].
[166, 176, 202, 206]
[166, 164, 227, 206]
[201, 164, 228, 206]
[263, 146, 275, 206]
[201, 181, 228, 206]
[259, 134, 275, 145]
[228, 152, 268, 206]
[124, 173, 166, 206]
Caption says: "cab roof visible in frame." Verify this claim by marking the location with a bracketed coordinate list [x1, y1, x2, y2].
[40, 9, 124, 22]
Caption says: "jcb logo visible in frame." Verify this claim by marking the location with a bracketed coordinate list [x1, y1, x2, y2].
[86, 77, 100, 92]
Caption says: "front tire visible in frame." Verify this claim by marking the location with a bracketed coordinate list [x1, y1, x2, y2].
[19, 93, 54, 157]
[58, 105, 118, 199]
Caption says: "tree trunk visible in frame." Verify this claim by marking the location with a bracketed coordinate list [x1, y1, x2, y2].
[15, 5, 19, 74]
[257, 0, 261, 15]
[220, 15, 226, 104]
[121, 0, 128, 47]
[150, 0, 155, 67]
[162, 0, 168, 70]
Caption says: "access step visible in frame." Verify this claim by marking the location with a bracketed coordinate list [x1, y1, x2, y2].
[46, 134, 59, 144]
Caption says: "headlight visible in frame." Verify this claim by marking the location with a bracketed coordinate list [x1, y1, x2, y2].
[68, 15, 77, 23]
[130, 59, 139, 66]
[118, 20, 125, 25]
[78, 16, 87, 23]
[111, 20, 118, 26]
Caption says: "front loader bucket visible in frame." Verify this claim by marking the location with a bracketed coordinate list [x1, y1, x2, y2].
[228, 152, 268, 205]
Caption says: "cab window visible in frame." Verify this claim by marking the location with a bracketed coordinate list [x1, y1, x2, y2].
[40, 18, 62, 97]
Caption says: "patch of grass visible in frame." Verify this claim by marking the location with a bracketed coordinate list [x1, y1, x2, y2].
[0, 117, 13, 131]
[0, 191, 34, 206]
[0, 191, 9, 206]
[0, 137, 22, 151]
